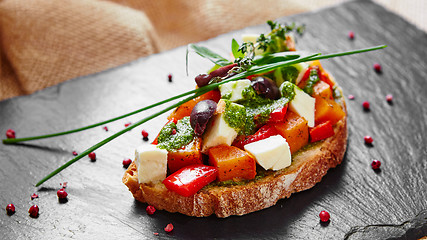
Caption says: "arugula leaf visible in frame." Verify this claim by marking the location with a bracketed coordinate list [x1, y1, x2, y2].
[189, 44, 232, 67]
[231, 39, 245, 59]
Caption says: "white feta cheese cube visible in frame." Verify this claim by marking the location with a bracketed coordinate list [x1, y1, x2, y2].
[202, 113, 238, 153]
[135, 144, 168, 184]
[219, 79, 251, 102]
[289, 87, 315, 127]
[244, 135, 292, 171]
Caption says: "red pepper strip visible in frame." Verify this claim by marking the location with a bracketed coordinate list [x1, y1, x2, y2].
[298, 66, 320, 89]
[151, 118, 178, 145]
[267, 105, 288, 123]
[233, 124, 279, 149]
[319, 71, 335, 90]
[309, 121, 334, 142]
[162, 164, 218, 197]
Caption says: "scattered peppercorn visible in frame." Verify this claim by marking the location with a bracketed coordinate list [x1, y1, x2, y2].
[61, 182, 68, 188]
[6, 204, 15, 215]
[57, 189, 68, 199]
[88, 152, 96, 161]
[348, 31, 354, 40]
[168, 74, 173, 82]
[141, 129, 149, 138]
[146, 205, 156, 215]
[373, 63, 382, 73]
[103, 126, 109, 131]
[362, 101, 370, 110]
[123, 159, 132, 168]
[364, 135, 374, 145]
[319, 210, 330, 222]
[31, 193, 39, 200]
[72, 151, 78, 156]
[164, 223, 174, 233]
[153, 232, 159, 236]
[125, 122, 132, 127]
[348, 95, 355, 100]
[28, 205, 39, 218]
[371, 160, 381, 170]
[386, 94, 393, 103]
[6, 129, 15, 139]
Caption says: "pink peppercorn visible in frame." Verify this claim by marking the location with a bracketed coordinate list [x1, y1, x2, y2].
[164, 223, 174, 233]
[348, 95, 355, 100]
[103, 126, 108, 131]
[364, 135, 374, 144]
[146, 205, 156, 215]
[168, 74, 173, 82]
[28, 205, 39, 218]
[88, 152, 96, 161]
[72, 151, 78, 156]
[123, 159, 132, 168]
[371, 160, 381, 170]
[386, 94, 393, 103]
[6, 204, 15, 215]
[6, 129, 15, 139]
[31, 193, 39, 200]
[124, 122, 132, 127]
[373, 63, 382, 73]
[348, 31, 355, 40]
[57, 189, 68, 199]
[319, 210, 330, 222]
[141, 129, 149, 138]
[362, 101, 370, 110]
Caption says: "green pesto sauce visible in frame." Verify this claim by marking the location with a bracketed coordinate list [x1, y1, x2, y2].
[221, 92, 232, 100]
[223, 100, 246, 131]
[280, 66, 299, 84]
[157, 116, 194, 151]
[303, 68, 320, 95]
[235, 87, 294, 135]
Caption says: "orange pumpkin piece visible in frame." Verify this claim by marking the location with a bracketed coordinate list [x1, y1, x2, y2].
[314, 97, 345, 126]
[271, 111, 309, 154]
[312, 80, 333, 100]
[208, 145, 256, 182]
[167, 137, 203, 174]
[167, 90, 221, 121]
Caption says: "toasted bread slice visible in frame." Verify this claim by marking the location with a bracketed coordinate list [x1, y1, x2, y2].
[122, 90, 347, 218]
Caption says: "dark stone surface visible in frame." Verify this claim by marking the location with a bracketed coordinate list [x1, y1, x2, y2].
[1, 0, 426, 239]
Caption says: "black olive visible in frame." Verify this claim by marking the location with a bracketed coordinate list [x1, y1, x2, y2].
[251, 76, 280, 100]
[190, 100, 217, 135]
[195, 74, 211, 87]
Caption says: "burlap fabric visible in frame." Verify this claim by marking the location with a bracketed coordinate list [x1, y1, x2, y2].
[0, 0, 425, 101]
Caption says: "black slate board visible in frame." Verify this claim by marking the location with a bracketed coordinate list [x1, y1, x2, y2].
[1, 1, 426, 239]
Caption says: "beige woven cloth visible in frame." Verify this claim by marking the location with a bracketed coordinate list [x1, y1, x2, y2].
[0, 0, 425, 101]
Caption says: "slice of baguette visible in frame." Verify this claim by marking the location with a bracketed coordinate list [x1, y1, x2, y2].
[122, 91, 347, 218]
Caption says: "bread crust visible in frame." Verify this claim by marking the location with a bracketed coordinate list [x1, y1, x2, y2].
[122, 94, 347, 218]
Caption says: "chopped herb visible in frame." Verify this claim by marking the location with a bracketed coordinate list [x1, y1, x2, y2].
[157, 117, 194, 151]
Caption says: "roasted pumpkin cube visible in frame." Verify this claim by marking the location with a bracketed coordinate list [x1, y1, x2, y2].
[312, 80, 333, 100]
[208, 145, 256, 182]
[314, 97, 345, 126]
[167, 137, 203, 173]
[167, 90, 221, 121]
[271, 111, 309, 154]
